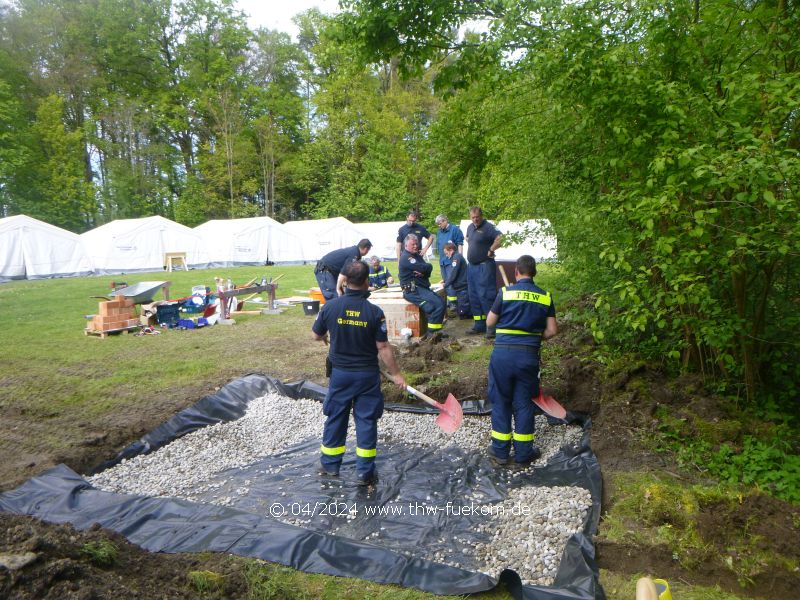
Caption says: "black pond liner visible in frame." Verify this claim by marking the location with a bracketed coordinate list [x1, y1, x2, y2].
[0, 373, 605, 600]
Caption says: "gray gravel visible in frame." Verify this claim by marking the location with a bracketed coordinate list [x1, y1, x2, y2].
[88, 392, 591, 586]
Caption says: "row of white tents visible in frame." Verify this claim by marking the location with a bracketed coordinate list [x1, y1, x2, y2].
[0, 214, 557, 281]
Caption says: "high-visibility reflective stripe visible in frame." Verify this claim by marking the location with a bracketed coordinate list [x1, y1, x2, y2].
[496, 329, 543, 336]
[356, 447, 377, 458]
[428, 322, 444, 330]
[446, 295, 457, 301]
[502, 289, 551, 306]
[473, 315, 485, 321]
[513, 432, 535, 442]
[491, 430, 512, 441]
[320, 444, 345, 456]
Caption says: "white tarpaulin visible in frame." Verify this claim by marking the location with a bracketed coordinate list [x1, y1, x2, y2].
[0, 215, 93, 281]
[283, 217, 368, 262]
[80, 216, 210, 274]
[353, 221, 405, 260]
[195, 217, 305, 266]
[460, 219, 558, 262]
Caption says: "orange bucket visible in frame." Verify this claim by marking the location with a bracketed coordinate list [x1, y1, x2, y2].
[309, 287, 326, 304]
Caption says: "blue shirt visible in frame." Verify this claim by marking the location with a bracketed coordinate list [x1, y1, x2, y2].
[490, 278, 555, 348]
[397, 223, 431, 246]
[312, 289, 388, 371]
[368, 265, 392, 289]
[466, 220, 501, 264]
[319, 245, 361, 277]
[436, 223, 465, 265]
[398, 250, 433, 288]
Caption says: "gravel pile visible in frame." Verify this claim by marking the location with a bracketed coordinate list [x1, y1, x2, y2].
[88, 392, 591, 586]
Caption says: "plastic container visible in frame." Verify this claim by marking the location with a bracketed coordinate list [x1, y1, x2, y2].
[302, 300, 320, 315]
[155, 303, 181, 328]
[309, 287, 326, 305]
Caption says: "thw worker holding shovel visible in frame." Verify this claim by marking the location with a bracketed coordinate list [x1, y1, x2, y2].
[486, 255, 557, 466]
[312, 260, 405, 485]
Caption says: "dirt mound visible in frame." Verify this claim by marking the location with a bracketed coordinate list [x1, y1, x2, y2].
[0, 513, 247, 599]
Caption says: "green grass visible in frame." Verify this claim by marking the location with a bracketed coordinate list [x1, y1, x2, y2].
[80, 540, 119, 566]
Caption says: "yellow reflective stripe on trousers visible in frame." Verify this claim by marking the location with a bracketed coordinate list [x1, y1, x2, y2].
[320, 444, 345, 456]
[491, 430, 512, 441]
[496, 329, 543, 336]
[428, 322, 443, 330]
[446, 295, 457, 301]
[356, 447, 377, 457]
[501, 289, 551, 306]
[473, 315, 486, 321]
[513, 432, 535, 442]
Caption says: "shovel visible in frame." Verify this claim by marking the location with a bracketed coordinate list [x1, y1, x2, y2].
[383, 372, 463, 433]
[533, 388, 567, 420]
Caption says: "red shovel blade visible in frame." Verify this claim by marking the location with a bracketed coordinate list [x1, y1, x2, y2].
[435, 393, 463, 434]
[533, 390, 567, 420]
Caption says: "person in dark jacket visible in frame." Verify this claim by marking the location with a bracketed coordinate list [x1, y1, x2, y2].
[312, 260, 405, 484]
[442, 242, 470, 318]
[314, 239, 372, 300]
[395, 209, 432, 260]
[398, 234, 446, 338]
[486, 255, 557, 467]
[465, 206, 502, 337]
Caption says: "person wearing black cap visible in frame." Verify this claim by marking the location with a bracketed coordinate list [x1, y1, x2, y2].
[312, 260, 406, 485]
[395, 209, 432, 260]
[314, 238, 372, 300]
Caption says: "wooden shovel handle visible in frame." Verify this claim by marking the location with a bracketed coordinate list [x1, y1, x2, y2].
[381, 371, 439, 408]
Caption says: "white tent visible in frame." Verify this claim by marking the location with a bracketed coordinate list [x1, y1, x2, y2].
[194, 217, 305, 266]
[80, 216, 210, 274]
[353, 221, 405, 260]
[0, 215, 93, 281]
[460, 219, 558, 262]
[283, 217, 368, 262]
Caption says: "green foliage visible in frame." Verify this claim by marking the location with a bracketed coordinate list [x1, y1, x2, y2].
[656, 407, 800, 504]
[80, 539, 118, 567]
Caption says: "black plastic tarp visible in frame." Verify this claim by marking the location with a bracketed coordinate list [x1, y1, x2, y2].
[0, 373, 605, 599]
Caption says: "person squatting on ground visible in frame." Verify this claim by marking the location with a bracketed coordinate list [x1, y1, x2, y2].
[314, 239, 372, 300]
[465, 207, 503, 337]
[434, 214, 465, 312]
[395, 209, 433, 261]
[442, 242, 470, 319]
[367, 255, 394, 290]
[486, 255, 557, 466]
[311, 260, 406, 484]
[398, 234, 446, 337]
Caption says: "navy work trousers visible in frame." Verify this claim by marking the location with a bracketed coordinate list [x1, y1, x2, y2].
[487, 346, 540, 463]
[320, 368, 384, 480]
[403, 285, 446, 331]
[467, 260, 497, 332]
[315, 270, 337, 301]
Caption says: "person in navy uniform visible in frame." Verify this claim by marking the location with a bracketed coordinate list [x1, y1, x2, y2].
[312, 260, 406, 484]
[367, 255, 394, 290]
[395, 209, 433, 260]
[398, 234, 446, 338]
[434, 214, 465, 312]
[314, 239, 372, 300]
[486, 255, 557, 466]
[441, 242, 470, 319]
[465, 207, 502, 337]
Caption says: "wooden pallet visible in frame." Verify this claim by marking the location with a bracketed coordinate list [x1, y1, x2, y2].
[84, 325, 139, 338]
